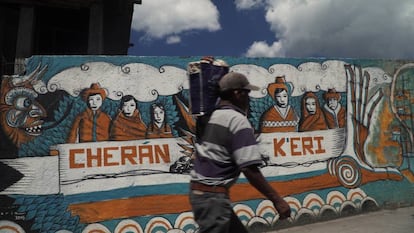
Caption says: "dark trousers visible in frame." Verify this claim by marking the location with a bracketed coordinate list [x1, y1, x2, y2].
[189, 190, 248, 233]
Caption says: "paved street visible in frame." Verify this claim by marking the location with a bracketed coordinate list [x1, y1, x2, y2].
[267, 206, 414, 233]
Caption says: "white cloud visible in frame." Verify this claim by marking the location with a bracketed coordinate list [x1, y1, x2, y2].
[234, 0, 265, 10]
[166, 35, 181, 44]
[245, 0, 414, 59]
[131, 0, 220, 42]
[245, 40, 285, 57]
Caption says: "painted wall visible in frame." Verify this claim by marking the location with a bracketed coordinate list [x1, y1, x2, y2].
[0, 56, 413, 233]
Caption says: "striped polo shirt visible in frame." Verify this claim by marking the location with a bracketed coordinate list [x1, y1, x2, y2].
[190, 105, 263, 188]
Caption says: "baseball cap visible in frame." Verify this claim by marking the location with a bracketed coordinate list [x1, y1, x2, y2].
[218, 72, 260, 92]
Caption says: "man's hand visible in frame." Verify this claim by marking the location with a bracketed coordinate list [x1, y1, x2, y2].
[241, 165, 291, 219]
[272, 198, 291, 220]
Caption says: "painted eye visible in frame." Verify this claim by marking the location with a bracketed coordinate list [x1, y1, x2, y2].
[14, 96, 32, 110]
[24, 98, 32, 107]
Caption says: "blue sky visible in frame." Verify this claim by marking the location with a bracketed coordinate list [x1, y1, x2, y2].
[128, 0, 414, 59]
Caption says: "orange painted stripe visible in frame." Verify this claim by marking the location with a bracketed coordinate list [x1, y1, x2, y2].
[49, 149, 59, 156]
[0, 226, 20, 233]
[118, 224, 141, 232]
[69, 174, 339, 223]
[69, 169, 402, 223]
[257, 205, 276, 216]
[401, 169, 414, 182]
[304, 197, 324, 208]
[176, 216, 194, 229]
[69, 194, 191, 223]
[235, 209, 254, 218]
[147, 219, 172, 231]
[361, 168, 403, 183]
[288, 200, 301, 210]
[326, 194, 346, 205]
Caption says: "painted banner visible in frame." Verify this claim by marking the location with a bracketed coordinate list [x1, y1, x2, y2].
[53, 138, 189, 194]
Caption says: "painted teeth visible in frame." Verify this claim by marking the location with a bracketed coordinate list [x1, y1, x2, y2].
[26, 125, 42, 133]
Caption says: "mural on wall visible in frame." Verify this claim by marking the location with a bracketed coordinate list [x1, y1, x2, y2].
[0, 56, 413, 233]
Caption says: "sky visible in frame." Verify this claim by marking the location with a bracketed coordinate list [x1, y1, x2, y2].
[128, 0, 414, 59]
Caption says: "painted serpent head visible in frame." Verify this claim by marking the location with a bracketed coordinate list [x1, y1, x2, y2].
[0, 65, 48, 147]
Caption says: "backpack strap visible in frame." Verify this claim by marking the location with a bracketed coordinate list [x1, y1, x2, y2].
[195, 109, 215, 142]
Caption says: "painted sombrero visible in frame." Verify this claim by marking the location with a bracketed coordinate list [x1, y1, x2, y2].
[81, 83, 107, 101]
[323, 88, 341, 100]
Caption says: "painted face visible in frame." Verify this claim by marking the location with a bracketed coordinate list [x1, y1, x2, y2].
[0, 76, 47, 146]
[7, 95, 46, 134]
[153, 106, 165, 124]
[122, 99, 136, 117]
[275, 90, 288, 108]
[327, 98, 339, 110]
[305, 97, 317, 114]
[88, 94, 103, 111]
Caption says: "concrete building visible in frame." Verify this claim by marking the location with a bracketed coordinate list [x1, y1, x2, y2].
[0, 0, 141, 75]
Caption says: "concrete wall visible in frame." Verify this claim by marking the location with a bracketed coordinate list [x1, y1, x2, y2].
[0, 56, 413, 233]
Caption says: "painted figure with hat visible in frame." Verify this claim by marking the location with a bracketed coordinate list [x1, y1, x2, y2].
[189, 72, 291, 233]
[298, 91, 328, 131]
[67, 83, 112, 143]
[260, 76, 299, 133]
[322, 88, 346, 129]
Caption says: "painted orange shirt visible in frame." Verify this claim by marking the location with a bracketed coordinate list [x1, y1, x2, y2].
[299, 92, 328, 131]
[299, 111, 328, 131]
[146, 123, 173, 139]
[110, 110, 147, 141]
[260, 106, 299, 133]
[67, 108, 111, 143]
[322, 104, 346, 128]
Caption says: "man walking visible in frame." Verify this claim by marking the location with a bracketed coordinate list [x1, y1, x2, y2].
[189, 72, 291, 233]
